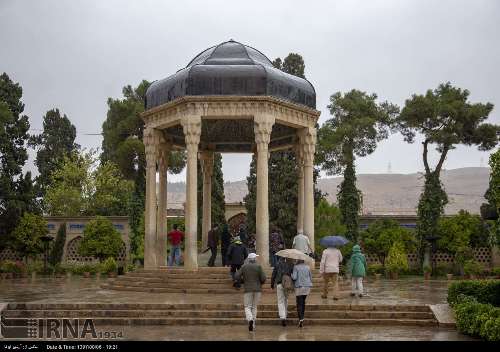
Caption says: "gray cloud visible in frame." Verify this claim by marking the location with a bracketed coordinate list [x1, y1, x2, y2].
[1, 0, 499, 182]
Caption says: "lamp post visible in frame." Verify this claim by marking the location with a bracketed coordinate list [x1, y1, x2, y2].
[40, 235, 53, 274]
[424, 234, 440, 276]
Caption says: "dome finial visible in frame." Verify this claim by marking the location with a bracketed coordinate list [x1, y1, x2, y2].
[229, 38, 235, 42]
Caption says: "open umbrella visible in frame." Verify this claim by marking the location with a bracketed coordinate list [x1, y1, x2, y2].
[275, 249, 313, 263]
[319, 235, 349, 248]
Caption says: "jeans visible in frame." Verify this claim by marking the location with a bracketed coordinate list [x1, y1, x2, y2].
[351, 277, 364, 295]
[270, 251, 278, 267]
[322, 272, 339, 298]
[168, 244, 181, 266]
[295, 295, 307, 320]
[244, 292, 261, 322]
[276, 284, 288, 320]
[207, 247, 217, 267]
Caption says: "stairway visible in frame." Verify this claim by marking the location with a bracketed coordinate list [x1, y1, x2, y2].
[100, 267, 351, 294]
[2, 303, 437, 327]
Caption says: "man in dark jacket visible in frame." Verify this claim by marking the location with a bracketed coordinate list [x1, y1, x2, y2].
[206, 224, 219, 267]
[226, 238, 248, 287]
[234, 253, 266, 331]
[271, 257, 294, 326]
[220, 224, 231, 266]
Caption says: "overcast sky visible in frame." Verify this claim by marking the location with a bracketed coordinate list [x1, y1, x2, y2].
[1, 0, 499, 182]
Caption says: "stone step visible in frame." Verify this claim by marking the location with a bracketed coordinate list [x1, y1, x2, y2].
[116, 275, 333, 284]
[1, 317, 437, 327]
[3, 309, 434, 320]
[6, 303, 431, 313]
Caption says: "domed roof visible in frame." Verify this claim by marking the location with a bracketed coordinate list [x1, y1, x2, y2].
[145, 40, 316, 110]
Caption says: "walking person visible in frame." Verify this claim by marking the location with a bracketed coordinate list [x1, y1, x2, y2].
[291, 259, 313, 328]
[167, 224, 184, 266]
[234, 253, 266, 332]
[348, 245, 367, 297]
[206, 224, 219, 267]
[292, 231, 312, 255]
[220, 224, 231, 267]
[319, 245, 343, 300]
[226, 237, 248, 288]
[269, 227, 285, 267]
[271, 257, 294, 326]
[237, 223, 248, 247]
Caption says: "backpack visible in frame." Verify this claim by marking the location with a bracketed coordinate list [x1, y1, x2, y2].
[281, 274, 294, 292]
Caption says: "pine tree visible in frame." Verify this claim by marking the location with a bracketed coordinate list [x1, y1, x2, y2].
[0, 73, 39, 248]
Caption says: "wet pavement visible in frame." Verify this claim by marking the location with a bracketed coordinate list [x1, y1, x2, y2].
[77, 324, 476, 341]
[0, 276, 452, 305]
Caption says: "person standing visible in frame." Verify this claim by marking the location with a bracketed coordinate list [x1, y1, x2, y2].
[291, 259, 313, 328]
[247, 233, 256, 254]
[348, 245, 367, 297]
[234, 253, 266, 332]
[319, 245, 343, 300]
[237, 223, 248, 246]
[206, 224, 219, 267]
[167, 224, 184, 266]
[220, 224, 231, 267]
[271, 256, 294, 326]
[226, 237, 248, 288]
[292, 232, 312, 255]
[269, 227, 285, 267]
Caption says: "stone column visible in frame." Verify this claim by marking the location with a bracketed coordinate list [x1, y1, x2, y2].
[156, 142, 169, 267]
[182, 116, 201, 270]
[295, 143, 305, 234]
[200, 152, 214, 250]
[254, 114, 275, 267]
[300, 127, 317, 254]
[144, 128, 159, 270]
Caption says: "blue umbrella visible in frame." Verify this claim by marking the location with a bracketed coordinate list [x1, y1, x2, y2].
[319, 235, 349, 248]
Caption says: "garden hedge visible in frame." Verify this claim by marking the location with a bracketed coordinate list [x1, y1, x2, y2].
[453, 296, 500, 341]
[448, 280, 500, 306]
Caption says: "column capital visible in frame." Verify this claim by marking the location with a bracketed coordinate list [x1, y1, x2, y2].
[144, 128, 161, 167]
[181, 116, 202, 153]
[298, 127, 317, 166]
[254, 114, 275, 152]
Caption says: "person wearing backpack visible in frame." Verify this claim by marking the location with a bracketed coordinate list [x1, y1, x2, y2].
[271, 256, 294, 326]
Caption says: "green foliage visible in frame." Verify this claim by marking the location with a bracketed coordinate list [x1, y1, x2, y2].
[385, 242, 409, 273]
[448, 280, 500, 307]
[463, 260, 484, 277]
[314, 198, 346, 254]
[26, 260, 44, 274]
[398, 83, 499, 264]
[367, 263, 384, 275]
[0, 260, 18, 273]
[48, 223, 66, 266]
[337, 163, 361, 242]
[318, 89, 398, 243]
[423, 264, 432, 274]
[451, 294, 500, 341]
[78, 216, 123, 261]
[99, 257, 118, 274]
[491, 267, 500, 276]
[11, 213, 48, 260]
[437, 210, 491, 257]
[125, 263, 136, 272]
[45, 150, 133, 216]
[361, 218, 416, 265]
[0, 73, 39, 248]
[29, 108, 78, 199]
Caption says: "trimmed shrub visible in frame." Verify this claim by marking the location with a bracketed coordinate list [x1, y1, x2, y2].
[385, 242, 409, 274]
[448, 280, 500, 307]
[99, 257, 117, 274]
[367, 263, 384, 275]
[463, 260, 483, 277]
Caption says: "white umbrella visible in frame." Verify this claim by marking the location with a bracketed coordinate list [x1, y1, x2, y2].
[275, 249, 314, 263]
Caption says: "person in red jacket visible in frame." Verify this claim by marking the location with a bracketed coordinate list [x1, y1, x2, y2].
[167, 224, 184, 266]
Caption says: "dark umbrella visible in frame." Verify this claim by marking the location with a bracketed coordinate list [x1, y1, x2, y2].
[319, 235, 349, 248]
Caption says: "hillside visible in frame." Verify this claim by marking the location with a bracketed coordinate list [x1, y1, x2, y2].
[166, 167, 490, 215]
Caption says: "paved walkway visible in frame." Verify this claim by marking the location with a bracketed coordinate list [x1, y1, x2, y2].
[0, 276, 451, 305]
